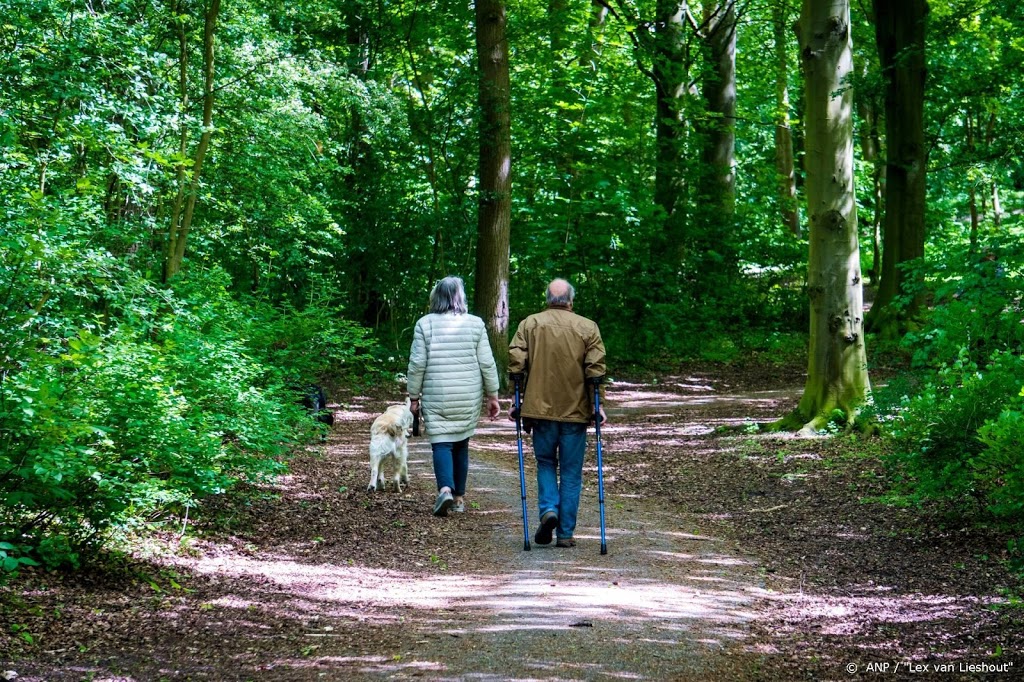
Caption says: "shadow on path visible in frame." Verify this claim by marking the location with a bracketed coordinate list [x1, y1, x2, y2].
[3, 378, 780, 681]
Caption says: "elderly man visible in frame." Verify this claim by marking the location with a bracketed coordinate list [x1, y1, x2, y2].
[508, 278, 607, 548]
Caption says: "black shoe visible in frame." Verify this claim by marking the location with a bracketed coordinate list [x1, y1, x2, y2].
[534, 510, 558, 544]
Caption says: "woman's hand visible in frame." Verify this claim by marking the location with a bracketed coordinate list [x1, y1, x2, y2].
[486, 395, 500, 420]
[410, 398, 420, 415]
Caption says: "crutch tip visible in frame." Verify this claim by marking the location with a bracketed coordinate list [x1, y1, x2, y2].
[600, 545, 607, 555]
[524, 541, 532, 551]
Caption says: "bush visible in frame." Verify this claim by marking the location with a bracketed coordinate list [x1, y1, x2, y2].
[0, 258, 378, 568]
[0, 287, 301, 566]
[976, 387, 1024, 517]
[881, 351, 1024, 520]
[903, 239, 1024, 370]
[876, 235, 1024, 519]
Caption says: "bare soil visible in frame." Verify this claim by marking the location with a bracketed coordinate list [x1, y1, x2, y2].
[2, 366, 1022, 681]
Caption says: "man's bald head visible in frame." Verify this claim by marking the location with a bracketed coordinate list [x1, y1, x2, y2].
[546, 279, 575, 308]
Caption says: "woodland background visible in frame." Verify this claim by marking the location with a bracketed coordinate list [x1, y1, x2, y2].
[1, 0, 1023, 575]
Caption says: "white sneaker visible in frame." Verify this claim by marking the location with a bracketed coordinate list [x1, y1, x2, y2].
[452, 501, 466, 513]
[433, 490, 454, 517]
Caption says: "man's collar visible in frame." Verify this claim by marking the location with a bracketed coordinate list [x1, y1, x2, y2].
[548, 303, 572, 311]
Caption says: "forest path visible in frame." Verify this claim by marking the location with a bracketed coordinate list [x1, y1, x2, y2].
[2, 374, 778, 681]
[5, 369, 1020, 680]
[390, 412, 769, 681]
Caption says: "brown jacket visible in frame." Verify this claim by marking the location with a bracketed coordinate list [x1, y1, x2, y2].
[508, 306, 606, 423]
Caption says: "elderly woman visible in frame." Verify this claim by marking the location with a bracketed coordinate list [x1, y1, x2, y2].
[407, 276, 501, 516]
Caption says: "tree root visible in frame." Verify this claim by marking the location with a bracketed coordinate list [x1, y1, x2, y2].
[765, 410, 806, 432]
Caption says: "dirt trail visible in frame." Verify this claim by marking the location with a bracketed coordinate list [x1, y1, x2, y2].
[3, 372, 1021, 680]
[397, 414, 767, 680]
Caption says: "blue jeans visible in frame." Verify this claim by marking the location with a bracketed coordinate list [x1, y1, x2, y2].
[431, 438, 470, 495]
[531, 420, 587, 540]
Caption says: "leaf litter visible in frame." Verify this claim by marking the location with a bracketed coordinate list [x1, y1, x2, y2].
[1, 364, 1022, 680]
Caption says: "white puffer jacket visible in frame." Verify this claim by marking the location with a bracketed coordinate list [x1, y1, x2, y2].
[407, 313, 500, 444]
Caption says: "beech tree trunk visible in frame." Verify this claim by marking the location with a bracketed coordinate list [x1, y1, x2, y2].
[164, 0, 221, 282]
[857, 85, 884, 284]
[790, 0, 870, 434]
[473, 0, 512, 381]
[864, 0, 928, 337]
[699, 1, 737, 218]
[652, 0, 690, 246]
[773, 0, 800, 237]
[344, 8, 384, 325]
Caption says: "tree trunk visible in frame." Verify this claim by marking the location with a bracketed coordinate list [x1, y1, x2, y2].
[547, 0, 573, 199]
[773, 0, 800, 237]
[790, 0, 870, 434]
[164, 0, 221, 282]
[580, 0, 610, 70]
[992, 182, 1002, 227]
[473, 0, 512, 382]
[864, 0, 928, 337]
[699, 1, 737, 218]
[344, 8, 386, 325]
[857, 89, 884, 285]
[985, 113, 1001, 227]
[548, 0, 568, 55]
[652, 0, 690, 246]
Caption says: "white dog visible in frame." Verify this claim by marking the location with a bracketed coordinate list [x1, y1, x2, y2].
[367, 398, 414, 492]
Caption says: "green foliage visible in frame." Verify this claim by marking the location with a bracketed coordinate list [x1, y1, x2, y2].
[0, 0, 392, 569]
[0, 267, 305, 564]
[877, 236, 1024, 519]
[242, 299, 382, 390]
[1, 0, 1022, 572]
[0, 542, 40, 583]
[903, 240, 1024, 368]
[977, 392, 1024, 517]
[1007, 537, 1024, 576]
[883, 351, 1022, 508]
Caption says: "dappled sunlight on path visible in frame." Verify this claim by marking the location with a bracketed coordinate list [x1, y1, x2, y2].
[8, 372, 1021, 681]
[144, 380, 773, 680]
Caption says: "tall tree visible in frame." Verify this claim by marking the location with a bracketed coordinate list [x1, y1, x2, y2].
[788, 0, 870, 433]
[650, 0, 693, 251]
[773, 0, 800, 236]
[856, 70, 884, 283]
[698, 1, 738, 218]
[864, 0, 928, 336]
[344, 1, 387, 325]
[473, 0, 512, 380]
[163, 0, 221, 282]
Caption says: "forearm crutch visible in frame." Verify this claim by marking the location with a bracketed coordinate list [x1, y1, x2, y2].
[511, 373, 531, 552]
[589, 376, 608, 555]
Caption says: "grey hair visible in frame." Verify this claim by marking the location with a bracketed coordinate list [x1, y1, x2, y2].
[429, 276, 469, 314]
[546, 279, 575, 306]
